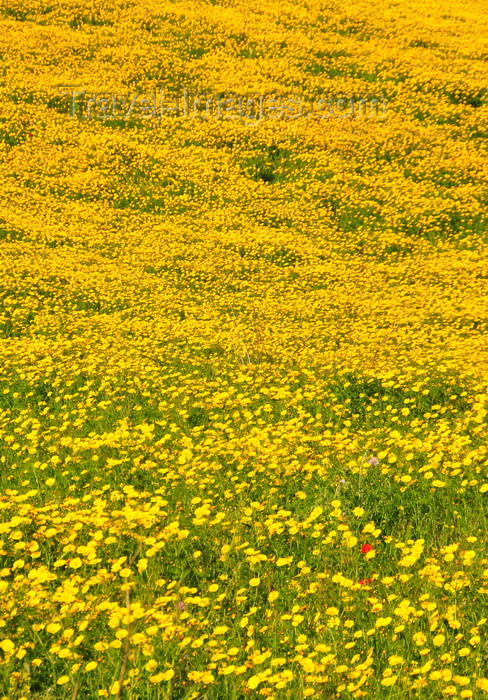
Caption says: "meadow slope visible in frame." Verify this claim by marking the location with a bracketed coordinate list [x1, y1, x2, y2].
[0, 0, 488, 697]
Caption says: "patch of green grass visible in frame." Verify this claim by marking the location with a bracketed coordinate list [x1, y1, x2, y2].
[446, 87, 487, 108]
[240, 145, 299, 185]
[68, 13, 113, 28]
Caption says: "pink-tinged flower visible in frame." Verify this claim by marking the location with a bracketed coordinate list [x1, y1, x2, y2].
[367, 456, 379, 466]
[175, 601, 186, 612]
[361, 543, 373, 554]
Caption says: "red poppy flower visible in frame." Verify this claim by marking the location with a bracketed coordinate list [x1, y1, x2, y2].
[359, 578, 373, 586]
[361, 543, 373, 553]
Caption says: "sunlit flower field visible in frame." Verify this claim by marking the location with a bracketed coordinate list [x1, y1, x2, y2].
[1, 0, 488, 697]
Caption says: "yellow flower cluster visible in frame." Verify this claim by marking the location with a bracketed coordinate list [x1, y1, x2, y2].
[0, 0, 488, 697]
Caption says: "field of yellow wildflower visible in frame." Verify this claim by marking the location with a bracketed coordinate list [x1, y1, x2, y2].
[1, 0, 488, 697]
